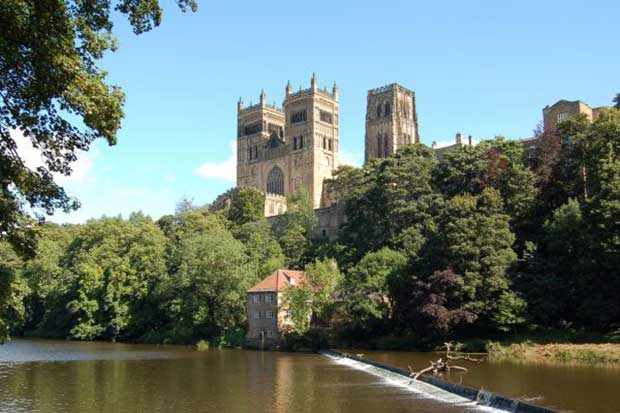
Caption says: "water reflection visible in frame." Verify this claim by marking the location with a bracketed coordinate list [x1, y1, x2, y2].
[355, 349, 620, 413]
[0, 340, 484, 413]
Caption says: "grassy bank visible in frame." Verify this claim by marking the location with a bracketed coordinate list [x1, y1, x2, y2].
[486, 342, 620, 363]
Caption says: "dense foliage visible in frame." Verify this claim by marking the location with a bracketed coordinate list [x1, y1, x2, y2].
[3, 108, 620, 347]
[0, 0, 198, 341]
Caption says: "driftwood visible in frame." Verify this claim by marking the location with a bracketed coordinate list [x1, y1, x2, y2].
[409, 342, 485, 381]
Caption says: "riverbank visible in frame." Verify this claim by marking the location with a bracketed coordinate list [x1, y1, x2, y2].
[486, 342, 620, 364]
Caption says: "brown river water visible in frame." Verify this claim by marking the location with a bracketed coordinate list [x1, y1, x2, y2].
[0, 339, 617, 413]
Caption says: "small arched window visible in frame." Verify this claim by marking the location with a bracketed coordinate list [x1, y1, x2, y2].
[384, 102, 391, 117]
[266, 166, 285, 195]
[376, 103, 382, 118]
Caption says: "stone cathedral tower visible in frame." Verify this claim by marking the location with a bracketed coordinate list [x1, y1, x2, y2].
[365, 83, 419, 162]
[236, 74, 339, 214]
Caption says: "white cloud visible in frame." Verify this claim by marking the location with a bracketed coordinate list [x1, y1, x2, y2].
[11, 129, 95, 185]
[339, 151, 363, 167]
[193, 140, 236, 182]
[431, 138, 479, 149]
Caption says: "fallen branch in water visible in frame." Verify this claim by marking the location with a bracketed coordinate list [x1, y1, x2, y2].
[408, 342, 484, 381]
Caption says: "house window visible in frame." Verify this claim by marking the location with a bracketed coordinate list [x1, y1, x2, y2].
[328, 139, 333, 151]
[253, 295, 260, 303]
[265, 293, 273, 303]
[320, 110, 333, 124]
[376, 103, 382, 118]
[293, 136, 298, 150]
[266, 311, 274, 319]
[267, 331, 274, 338]
[291, 110, 307, 124]
[557, 112, 569, 124]
[323, 136, 327, 149]
[254, 311, 261, 320]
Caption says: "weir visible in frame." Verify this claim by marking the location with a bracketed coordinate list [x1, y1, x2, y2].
[320, 350, 559, 413]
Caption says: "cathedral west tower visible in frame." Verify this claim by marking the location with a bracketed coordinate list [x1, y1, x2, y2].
[236, 74, 339, 215]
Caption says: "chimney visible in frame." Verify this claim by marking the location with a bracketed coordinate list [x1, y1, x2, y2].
[456, 132, 463, 145]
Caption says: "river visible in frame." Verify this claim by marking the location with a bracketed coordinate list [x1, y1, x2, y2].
[0, 339, 616, 412]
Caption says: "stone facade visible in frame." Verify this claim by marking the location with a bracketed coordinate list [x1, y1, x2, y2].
[365, 83, 419, 162]
[236, 74, 339, 210]
[543, 99, 605, 133]
[245, 270, 305, 349]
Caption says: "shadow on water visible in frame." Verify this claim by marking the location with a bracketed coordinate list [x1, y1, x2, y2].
[1, 339, 504, 413]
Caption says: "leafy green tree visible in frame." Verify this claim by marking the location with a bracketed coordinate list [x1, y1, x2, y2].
[0, 0, 198, 257]
[304, 258, 342, 320]
[0, 242, 27, 341]
[61, 215, 167, 340]
[228, 187, 265, 226]
[283, 258, 342, 334]
[236, 219, 284, 279]
[339, 144, 437, 260]
[343, 248, 407, 328]
[434, 138, 538, 237]
[613, 93, 620, 109]
[284, 287, 313, 335]
[276, 189, 317, 268]
[19, 223, 79, 334]
[434, 188, 522, 329]
[157, 219, 253, 342]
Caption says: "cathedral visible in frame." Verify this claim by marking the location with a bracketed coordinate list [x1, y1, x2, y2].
[235, 74, 419, 217]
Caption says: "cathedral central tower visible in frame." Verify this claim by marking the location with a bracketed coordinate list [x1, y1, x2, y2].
[365, 83, 419, 162]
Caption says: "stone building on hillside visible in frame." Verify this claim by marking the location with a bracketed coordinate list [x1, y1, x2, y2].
[245, 269, 306, 349]
[543, 99, 606, 134]
[236, 74, 339, 215]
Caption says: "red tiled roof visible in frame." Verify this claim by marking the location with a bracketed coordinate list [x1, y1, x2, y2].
[248, 269, 305, 292]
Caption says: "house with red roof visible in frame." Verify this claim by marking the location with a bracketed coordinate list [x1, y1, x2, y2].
[245, 269, 306, 349]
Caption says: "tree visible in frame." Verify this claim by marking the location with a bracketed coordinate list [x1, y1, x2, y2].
[62, 215, 167, 340]
[0, 241, 29, 341]
[433, 188, 523, 330]
[283, 258, 342, 334]
[339, 144, 437, 260]
[406, 268, 476, 340]
[613, 93, 620, 109]
[0, 0, 198, 257]
[276, 189, 317, 268]
[434, 138, 538, 238]
[236, 219, 285, 280]
[157, 220, 253, 342]
[343, 248, 407, 329]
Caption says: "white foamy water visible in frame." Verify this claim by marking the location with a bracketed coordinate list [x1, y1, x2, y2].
[321, 351, 507, 413]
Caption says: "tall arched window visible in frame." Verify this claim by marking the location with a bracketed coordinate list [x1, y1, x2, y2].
[377, 134, 382, 157]
[384, 101, 391, 117]
[266, 166, 285, 195]
[376, 103, 382, 118]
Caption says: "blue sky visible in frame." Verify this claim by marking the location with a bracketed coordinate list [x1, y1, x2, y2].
[47, 0, 620, 223]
